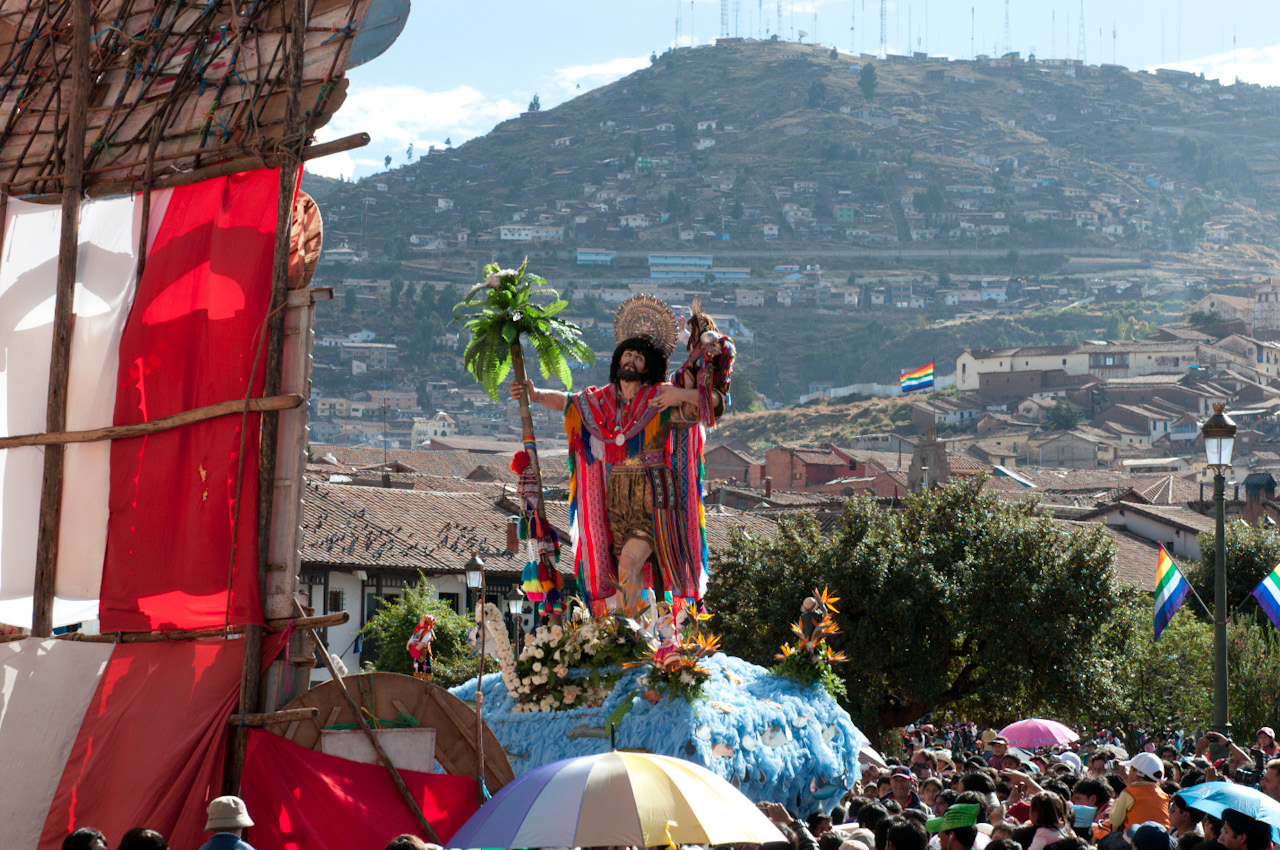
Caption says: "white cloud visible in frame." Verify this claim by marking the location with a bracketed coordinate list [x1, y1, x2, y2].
[547, 55, 650, 99]
[308, 83, 523, 179]
[1157, 43, 1280, 87]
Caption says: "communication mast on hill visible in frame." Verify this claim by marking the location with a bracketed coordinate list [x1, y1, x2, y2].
[850, 0, 855, 52]
[675, 0, 681, 44]
[777, 0, 783, 39]
[1077, 0, 1087, 63]
[970, 6, 975, 59]
[1112, 19, 1116, 65]
[1002, 0, 1011, 55]
[879, 0, 887, 57]
[720, 0, 729, 37]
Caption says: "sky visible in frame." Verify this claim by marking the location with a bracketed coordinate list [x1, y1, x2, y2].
[313, 0, 1280, 180]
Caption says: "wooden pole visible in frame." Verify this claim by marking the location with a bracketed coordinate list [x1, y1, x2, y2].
[0, 611, 348, 644]
[31, 0, 91, 637]
[509, 342, 560, 624]
[475, 574, 487, 802]
[231, 0, 308, 794]
[294, 601, 442, 843]
[0, 394, 303, 450]
[228, 707, 318, 727]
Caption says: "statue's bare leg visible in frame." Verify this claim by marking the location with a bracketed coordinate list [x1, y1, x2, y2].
[616, 536, 654, 618]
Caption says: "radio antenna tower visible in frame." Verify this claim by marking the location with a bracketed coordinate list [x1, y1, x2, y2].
[1111, 19, 1116, 65]
[970, 6, 975, 58]
[850, 0, 856, 52]
[720, 0, 730, 37]
[1077, 0, 1087, 63]
[1002, 0, 1011, 55]
[675, 0, 682, 44]
[879, 0, 887, 57]
[777, 0, 783, 39]
[1051, 10, 1055, 58]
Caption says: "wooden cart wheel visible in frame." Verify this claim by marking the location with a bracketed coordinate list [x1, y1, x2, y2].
[266, 671, 514, 792]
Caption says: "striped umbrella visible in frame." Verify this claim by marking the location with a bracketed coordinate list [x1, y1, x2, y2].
[447, 751, 786, 849]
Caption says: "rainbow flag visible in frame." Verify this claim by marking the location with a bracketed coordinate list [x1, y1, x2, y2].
[1251, 563, 1280, 634]
[900, 361, 934, 393]
[1154, 545, 1192, 640]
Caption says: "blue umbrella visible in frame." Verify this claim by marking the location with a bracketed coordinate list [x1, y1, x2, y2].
[1176, 782, 1280, 843]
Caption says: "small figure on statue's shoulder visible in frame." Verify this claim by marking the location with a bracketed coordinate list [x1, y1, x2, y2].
[800, 596, 826, 640]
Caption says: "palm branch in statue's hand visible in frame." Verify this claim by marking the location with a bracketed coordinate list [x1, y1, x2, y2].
[452, 259, 594, 400]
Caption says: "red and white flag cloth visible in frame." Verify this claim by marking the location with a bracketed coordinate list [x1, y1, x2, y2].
[0, 169, 281, 631]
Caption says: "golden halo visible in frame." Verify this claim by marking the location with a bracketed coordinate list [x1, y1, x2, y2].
[613, 294, 680, 356]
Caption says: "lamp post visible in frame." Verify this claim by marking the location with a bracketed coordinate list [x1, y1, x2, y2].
[1201, 402, 1236, 735]
[464, 552, 486, 796]
[506, 586, 527, 646]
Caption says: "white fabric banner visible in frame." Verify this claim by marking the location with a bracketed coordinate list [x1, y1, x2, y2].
[0, 191, 169, 629]
[0, 638, 113, 849]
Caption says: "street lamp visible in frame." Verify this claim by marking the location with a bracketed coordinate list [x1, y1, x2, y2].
[464, 552, 486, 798]
[1202, 402, 1236, 734]
[506, 587, 527, 645]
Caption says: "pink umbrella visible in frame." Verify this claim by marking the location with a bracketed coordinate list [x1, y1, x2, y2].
[998, 718, 1079, 748]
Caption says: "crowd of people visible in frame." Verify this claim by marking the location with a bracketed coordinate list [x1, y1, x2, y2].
[757, 728, 1280, 850]
[57, 727, 1280, 850]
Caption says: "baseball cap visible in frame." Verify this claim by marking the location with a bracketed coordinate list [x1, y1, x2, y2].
[1259, 727, 1275, 739]
[205, 795, 254, 831]
[889, 765, 913, 778]
[927, 804, 981, 834]
[1122, 752, 1165, 781]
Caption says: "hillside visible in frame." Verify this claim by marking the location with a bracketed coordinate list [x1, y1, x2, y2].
[307, 40, 1280, 262]
[301, 41, 1280, 415]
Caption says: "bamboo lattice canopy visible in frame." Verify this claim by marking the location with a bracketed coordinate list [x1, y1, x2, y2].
[0, 0, 404, 197]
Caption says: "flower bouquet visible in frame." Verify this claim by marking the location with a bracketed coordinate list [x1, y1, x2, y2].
[772, 587, 848, 699]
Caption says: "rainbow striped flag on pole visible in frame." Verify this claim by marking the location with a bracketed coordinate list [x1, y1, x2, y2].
[1154, 545, 1192, 640]
[900, 361, 934, 393]
[1250, 563, 1280, 634]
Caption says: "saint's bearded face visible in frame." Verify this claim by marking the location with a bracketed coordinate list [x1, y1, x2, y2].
[617, 348, 646, 382]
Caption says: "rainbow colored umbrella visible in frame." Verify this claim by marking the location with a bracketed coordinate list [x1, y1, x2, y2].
[447, 751, 786, 849]
[997, 718, 1079, 749]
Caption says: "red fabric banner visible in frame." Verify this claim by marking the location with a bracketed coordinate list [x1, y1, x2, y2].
[101, 170, 281, 631]
[241, 729, 480, 850]
[37, 636, 284, 850]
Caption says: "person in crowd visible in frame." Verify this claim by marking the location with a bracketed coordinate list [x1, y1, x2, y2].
[1218, 809, 1272, 850]
[1256, 728, 1278, 760]
[1195, 734, 1255, 779]
[990, 821, 1018, 842]
[198, 795, 257, 850]
[1111, 753, 1170, 832]
[860, 801, 892, 833]
[116, 829, 168, 850]
[927, 803, 982, 850]
[935, 790, 959, 817]
[1089, 753, 1111, 777]
[1026, 792, 1074, 850]
[920, 777, 944, 811]
[63, 829, 107, 850]
[884, 766, 928, 813]
[886, 816, 929, 850]
[1131, 823, 1177, 850]
[383, 837, 432, 850]
[988, 738, 1010, 771]
[1258, 758, 1280, 802]
[764, 801, 820, 850]
[833, 806, 850, 827]
[1168, 795, 1204, 841]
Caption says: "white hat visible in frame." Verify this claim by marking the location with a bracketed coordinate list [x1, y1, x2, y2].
[1122, 752, 1164, 781]
[1054, 752, 1083, 771]
[206, 795, 254, 831]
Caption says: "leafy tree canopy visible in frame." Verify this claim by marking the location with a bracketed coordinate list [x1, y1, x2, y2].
[707, 479, 1127, 745]
[361, 577, 498, 687]
[1047, 399, 1082, 430]
[1189, 519, 1280, 629]
[858, 62, 878, 101]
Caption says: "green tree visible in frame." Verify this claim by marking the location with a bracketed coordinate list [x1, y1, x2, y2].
[1188, 520, 1280, 629]
[915, 181, 945, 223]
[1007, 248, 1020, 275]
[1046, 399, 1082, 430]
[858, 62, 878, 102]
[830, 46, 840, 59]
[528, 93, 541, 112]
[384, 154, 392, 169]
[707, 479, 1126, 745]
[1188, 310, 1225, 330]
[343, 287, 356, 314]
[361, 577, 498, 686]
[807, 79, 828, 108]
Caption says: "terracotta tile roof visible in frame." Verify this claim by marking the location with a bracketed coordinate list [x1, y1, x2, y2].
[848, 449, 912, 473]
[1135, 475, 1203, 505]
[301, 482, 574, 576]
[1057, 519, 1161, 592]
[786, 447, 850, 466]
[310, 446, 568, 484]
[945, 453, 991, 475]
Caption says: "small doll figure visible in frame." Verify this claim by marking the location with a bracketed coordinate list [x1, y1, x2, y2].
[673, 300, 735, 424]
[406, 613, 435, 680]
[799, 596, 826, 641]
